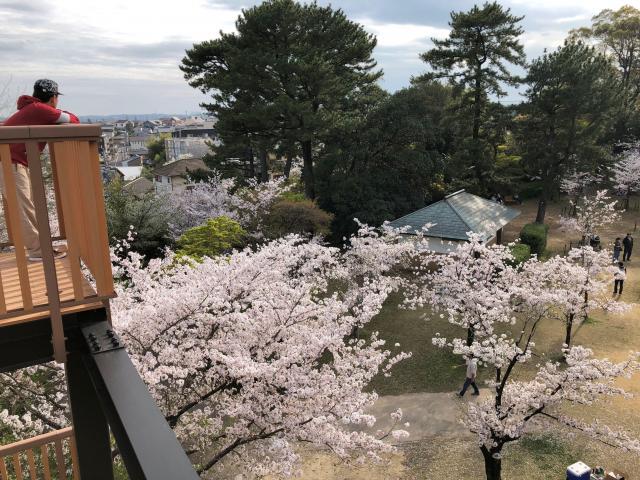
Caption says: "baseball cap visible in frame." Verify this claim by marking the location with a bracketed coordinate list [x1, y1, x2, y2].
[33, 79, 63, 97]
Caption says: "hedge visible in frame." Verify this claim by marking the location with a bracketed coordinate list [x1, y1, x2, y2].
[520, 223, 549, 256]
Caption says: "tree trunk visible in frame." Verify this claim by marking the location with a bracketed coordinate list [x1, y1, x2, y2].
[481, 446, 502, 480]
[259, 149, 269, 183]
[535, 198, 546, 224]
[302, 140, 315, 200]
[466, 327, 475, 347]
[247, 147, 255, 179]
[473, 72, 482, 142]
[284, 152, 293, 179]
[626, 188, 631, 210]
[472, 73, 485, 190]
[565, 313, 574, 349]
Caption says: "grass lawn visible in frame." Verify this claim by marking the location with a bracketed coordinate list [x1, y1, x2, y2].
[362, 292, 494, 396]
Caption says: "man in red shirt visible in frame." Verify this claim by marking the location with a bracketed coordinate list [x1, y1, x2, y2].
[2, 79, 79, 261]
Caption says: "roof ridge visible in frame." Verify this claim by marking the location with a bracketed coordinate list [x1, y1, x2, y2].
[444, 194, 474, 232]
[388, 198, 447, 225]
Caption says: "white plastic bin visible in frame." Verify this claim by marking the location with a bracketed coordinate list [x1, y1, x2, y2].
[567, 462, 591, 480]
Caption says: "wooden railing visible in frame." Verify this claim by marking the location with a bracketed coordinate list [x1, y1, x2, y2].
[0, 427, 79, 480]
[0, 125, 115, 362]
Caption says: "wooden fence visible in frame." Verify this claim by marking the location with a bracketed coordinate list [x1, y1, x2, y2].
[0, 427, 78, 480]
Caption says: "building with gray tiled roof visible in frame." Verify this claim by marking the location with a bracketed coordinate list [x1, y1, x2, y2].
[388, 190, 520, 253]
[152, 157, 209, 194]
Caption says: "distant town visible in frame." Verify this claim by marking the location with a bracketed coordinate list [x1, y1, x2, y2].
[94, 114, 218, 196]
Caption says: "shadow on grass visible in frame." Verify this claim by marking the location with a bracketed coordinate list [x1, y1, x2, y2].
[508, 433, 579, 474]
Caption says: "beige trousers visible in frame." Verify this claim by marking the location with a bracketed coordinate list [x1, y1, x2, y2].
[0, 163, 41, 257]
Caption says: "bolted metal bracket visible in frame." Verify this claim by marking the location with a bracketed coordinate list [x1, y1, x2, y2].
[82, 323, 125, 354]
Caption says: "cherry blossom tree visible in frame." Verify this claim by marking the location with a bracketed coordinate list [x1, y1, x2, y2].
[167, 173, 290, 239]
[558, 189, 621, 242]
[612, 144, 640, 209]
[0, 225, 416, 478]
[558, 189, 625, 317]
[415, 238, 640, 480]
[560, 170, 603, 216]
[405, 234, 517, 347]
[540, 247, 629, 349]
[560, 171, 602, 196]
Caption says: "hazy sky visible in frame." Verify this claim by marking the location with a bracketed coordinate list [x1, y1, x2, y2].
[1, 0, 638, 116]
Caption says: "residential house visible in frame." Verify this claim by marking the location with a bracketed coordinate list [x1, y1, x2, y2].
[164, 137, 213, 162]
[152, 157, 209, 194]
[172, 125, 216, 139]
[114, 119, 132, 130]
[129, 135, 150, 150]
[123, 176, 154, 196]
[114, 166, 143, 182]
[117, 155, 143, 167]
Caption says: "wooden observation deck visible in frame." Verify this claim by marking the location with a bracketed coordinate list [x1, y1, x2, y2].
[0, 125, 114, 362]
[0, 124, 199, 480]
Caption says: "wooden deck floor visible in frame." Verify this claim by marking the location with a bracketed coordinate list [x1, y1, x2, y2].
[0, 250, 101, 327]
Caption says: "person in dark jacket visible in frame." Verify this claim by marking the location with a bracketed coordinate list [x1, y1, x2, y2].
[623, 233, 633, 261]
[1, 79, 79, 261]
[613, 237, 623, 261]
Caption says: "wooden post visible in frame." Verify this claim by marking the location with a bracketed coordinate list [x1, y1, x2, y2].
[26, 141, 66, 363]
[496, 228, 503, 245]
[48, 142, 66, 239]
[0, 145, 33, 311]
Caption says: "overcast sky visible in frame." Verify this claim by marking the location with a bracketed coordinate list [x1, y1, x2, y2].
[1, 0, 638, 116]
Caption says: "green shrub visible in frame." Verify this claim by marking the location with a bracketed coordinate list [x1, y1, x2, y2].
[105, 179, 174, 258]
[278, 191, 307, 203]
[520, 223, 549, 255]
[176, 216, 246, 260]
[508, 243, 531, 266]
[263, 199, 333, 239]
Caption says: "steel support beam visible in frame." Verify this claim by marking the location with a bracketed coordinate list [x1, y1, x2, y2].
[66, 351, 114, 480]
[80, 321, 199, 480]
[0, 307, 107, 373]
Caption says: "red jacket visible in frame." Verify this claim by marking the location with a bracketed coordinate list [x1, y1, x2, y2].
[2, 95, 80, 166]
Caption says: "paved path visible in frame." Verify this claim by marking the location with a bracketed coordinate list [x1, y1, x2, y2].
[357, 390, 490, 442]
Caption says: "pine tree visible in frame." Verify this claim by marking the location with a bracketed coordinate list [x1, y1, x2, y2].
[181, 0, 381, 198]
[517, 41, 619, 223]
[420, 2, 525, 191]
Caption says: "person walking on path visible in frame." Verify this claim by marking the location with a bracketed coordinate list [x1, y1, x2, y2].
[458, 357, 480, 397]
[623, 233, 633, 261]
[613, 238, 623, 261]
[1, 79, 79, 261]
[614, 261, 627, 296]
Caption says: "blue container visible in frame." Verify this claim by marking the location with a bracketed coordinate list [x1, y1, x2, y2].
[567, 462, 591, 480]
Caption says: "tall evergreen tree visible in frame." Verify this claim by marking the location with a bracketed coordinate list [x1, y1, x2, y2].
[180, 0, 381, 198]
[571, 6, 640, 142]
[420, 2, 525, 191]
[317, 83, 448, 241]
[517, 41, 620, 223]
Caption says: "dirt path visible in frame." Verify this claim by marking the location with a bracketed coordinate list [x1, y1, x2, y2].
[359, 391, 482, 441]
